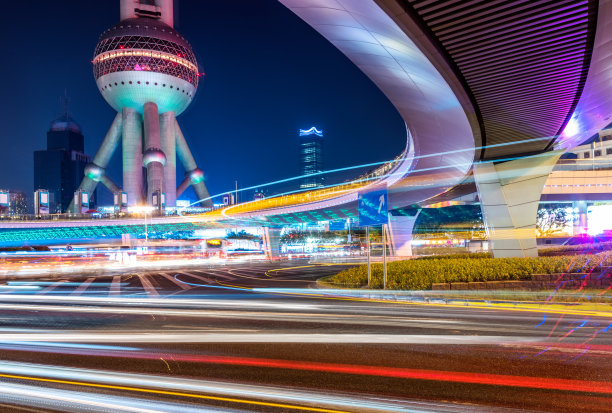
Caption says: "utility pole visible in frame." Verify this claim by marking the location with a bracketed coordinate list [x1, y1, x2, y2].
[366, 226, 371, 287]
[383, 224, 387, 289]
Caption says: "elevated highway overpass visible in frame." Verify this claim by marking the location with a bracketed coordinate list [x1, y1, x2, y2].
[4, 0, 612, 255]
[211, 0, 612, 257]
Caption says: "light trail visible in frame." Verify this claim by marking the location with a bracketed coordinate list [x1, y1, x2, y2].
[186, 135, 557, 207]
[0, 362, 463, 413]
[0, 332, 540, 344]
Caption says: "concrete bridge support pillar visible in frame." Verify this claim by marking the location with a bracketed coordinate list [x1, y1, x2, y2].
[573, 200, 588, 235]
[387, 210, 421, 257]
[473, 151, 562, 258]
[262, 227, 282, 260]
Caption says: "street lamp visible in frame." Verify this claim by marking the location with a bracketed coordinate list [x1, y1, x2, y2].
[129, 205, 155, 245]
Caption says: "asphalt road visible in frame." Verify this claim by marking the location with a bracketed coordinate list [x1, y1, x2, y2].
[0, 259, 610, 412]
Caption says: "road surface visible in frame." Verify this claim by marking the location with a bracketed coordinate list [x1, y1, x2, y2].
[0, 259, 610, 412]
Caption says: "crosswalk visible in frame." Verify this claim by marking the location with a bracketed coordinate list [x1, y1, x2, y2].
[0, 263, 325, 298]
[0, 270, 244, 298]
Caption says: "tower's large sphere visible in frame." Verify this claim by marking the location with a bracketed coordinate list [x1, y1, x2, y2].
[93, 18, 199, 116]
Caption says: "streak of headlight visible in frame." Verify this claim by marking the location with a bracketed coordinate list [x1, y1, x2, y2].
[3, 341, 139, 351]
[0, 295, 318, 310]
[534, 314, 547, 328]
[0, 362, 416, 413]
[559, 318, 589, 340]
[185, 135, 558, 206]
[0, 381, 231, 413]
[0, 332, 540, 344]
[0, 357, 610, 396]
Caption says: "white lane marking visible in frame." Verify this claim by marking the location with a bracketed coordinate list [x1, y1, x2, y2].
[110, 276, 121, 297]
[158, 273, 191, 290]
[36, 281, 67, 295]
[194, 270, 235, 281]
[179, 272, 214, 285]
[70, 277, 95, 296]
[137, 275, 159, 297]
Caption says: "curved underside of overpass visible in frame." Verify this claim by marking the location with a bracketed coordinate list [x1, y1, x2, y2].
[215, 0, 606, 225]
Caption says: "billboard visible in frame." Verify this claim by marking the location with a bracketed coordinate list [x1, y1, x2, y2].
[0, 192, 8, 207]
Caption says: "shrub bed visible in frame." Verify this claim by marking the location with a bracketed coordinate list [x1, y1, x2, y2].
[328, 253, 612, 290]
[539, 241, 612, 256]
[416, 252, 491, 260]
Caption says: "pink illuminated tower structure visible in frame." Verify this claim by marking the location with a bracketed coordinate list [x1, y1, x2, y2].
[74, 0, 211, 209]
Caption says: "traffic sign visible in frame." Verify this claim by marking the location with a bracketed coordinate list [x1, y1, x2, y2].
[358, 187, 389, 227]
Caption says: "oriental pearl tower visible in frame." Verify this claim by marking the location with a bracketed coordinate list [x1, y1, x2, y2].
[74, 0, 211, 209]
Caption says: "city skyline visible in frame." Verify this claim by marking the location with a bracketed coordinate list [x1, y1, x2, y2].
[0, 0, 404, 204]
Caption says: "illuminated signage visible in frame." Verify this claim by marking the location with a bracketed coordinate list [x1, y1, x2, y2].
[0, 192, 8, 207]
[299, 127, 323, 137]
[121, 192, 128, 207]
[587, 205, 612, 235]
[40, 192, 49, 206]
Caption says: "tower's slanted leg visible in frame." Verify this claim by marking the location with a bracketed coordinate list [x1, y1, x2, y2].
[388, 210, 421, 257]
[143, 102, 166, 206]
[70, 113, 123, 211]
[473, 151, 562, 258]
[175, 119, 212, 208]
[160, 112, 176, 207]
[123, 108, 143, 206]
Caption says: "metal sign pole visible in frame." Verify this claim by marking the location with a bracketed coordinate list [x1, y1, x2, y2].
[383, 224, 387, 289]
[366, 226, 371, 287]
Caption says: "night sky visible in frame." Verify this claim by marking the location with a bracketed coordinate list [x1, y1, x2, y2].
[0, 1, 404, 204]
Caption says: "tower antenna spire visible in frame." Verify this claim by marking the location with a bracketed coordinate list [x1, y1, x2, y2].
[62, 89, 70, 118]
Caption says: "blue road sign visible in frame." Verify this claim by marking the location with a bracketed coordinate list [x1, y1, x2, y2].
[358, 187, 388, 227]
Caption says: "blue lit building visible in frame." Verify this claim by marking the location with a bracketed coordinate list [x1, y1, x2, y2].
[299, 127, 324, 189]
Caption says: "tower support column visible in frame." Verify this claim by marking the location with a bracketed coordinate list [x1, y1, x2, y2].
[474, 151, 562, 258]
[143, 102, 166, 206]
[160, 112, 176, 207]
[122, 107, 143, 206]
[388, 210, 421, 257]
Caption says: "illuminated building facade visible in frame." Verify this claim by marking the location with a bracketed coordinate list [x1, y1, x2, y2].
[34, 115, 92, 213]
[74, 0, 211, 210]
[299, 127, 324, 189]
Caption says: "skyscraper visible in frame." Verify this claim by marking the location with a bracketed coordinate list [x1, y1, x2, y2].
[34, 115, 92, 213]
[299, 127, 324, 189]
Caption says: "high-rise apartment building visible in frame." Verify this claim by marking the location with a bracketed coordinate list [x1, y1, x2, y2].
[299, 127, 324, 189]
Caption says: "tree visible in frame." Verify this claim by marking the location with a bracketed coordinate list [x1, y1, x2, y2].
[537, 207, 571, 237]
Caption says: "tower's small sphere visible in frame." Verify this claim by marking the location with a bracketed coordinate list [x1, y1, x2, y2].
[93, 18, 199, 116]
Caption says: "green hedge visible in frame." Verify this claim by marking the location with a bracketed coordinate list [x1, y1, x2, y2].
[328, 253, 610, 290]
[539, 241, 612, 256]
[416, 252, 491, 260]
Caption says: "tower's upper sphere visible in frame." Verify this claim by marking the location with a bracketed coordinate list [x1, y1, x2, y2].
[93, 18, 199, 116]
